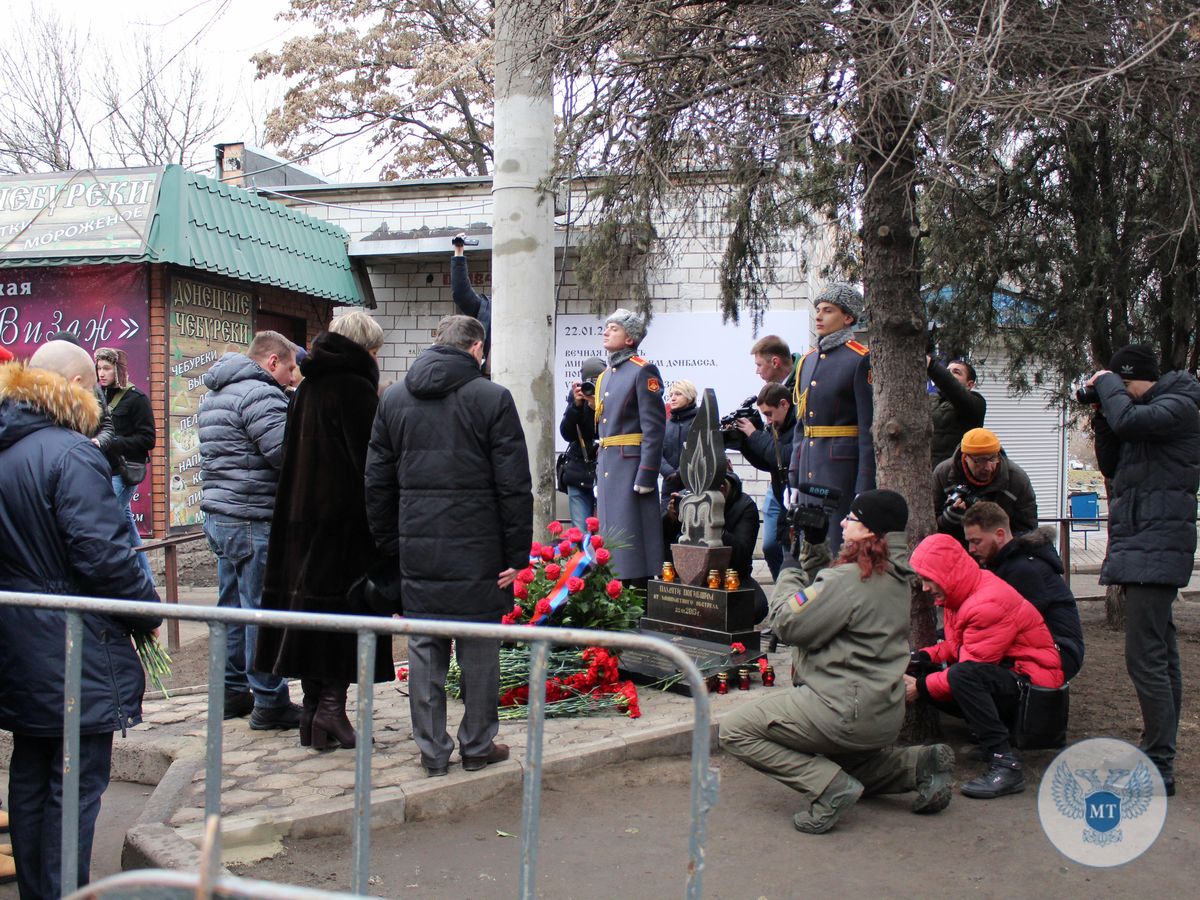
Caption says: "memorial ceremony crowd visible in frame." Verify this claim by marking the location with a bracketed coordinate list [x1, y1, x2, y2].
[1, 271, 1198, 893]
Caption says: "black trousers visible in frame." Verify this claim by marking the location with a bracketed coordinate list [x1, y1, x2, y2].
[1124, 584, 1182, 780]
[934, 661, 1022, 756]
[7, 731, 113, 900]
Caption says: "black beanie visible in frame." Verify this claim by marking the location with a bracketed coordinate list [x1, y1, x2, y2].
[1108, 345, 1159, 382]
[850, 489, 909, 536]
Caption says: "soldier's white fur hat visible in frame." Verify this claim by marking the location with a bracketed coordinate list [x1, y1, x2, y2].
[816, 283, 864, 323]
[605, 308, 646, 344]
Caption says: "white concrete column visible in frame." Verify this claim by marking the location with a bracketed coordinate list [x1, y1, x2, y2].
[491, 0, 556, 528]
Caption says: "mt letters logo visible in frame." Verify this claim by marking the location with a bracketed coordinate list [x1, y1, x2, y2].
[1038, 738, 1167, 867]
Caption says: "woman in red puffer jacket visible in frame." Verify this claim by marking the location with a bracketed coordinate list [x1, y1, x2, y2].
[907, 533, 1062, 800]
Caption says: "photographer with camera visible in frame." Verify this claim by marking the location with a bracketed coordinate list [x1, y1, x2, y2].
[734, 383, 797, 580]
[1085, 344, 1200, 796]
[451, 233, 490, 369]
[720, 490, 956, 834]
[788, 284, 874, 552]
[933, 427, 1037, 548]
[559, 357, 606, 532]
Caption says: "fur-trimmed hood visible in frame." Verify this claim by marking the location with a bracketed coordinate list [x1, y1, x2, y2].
[0, 362, 101, 449]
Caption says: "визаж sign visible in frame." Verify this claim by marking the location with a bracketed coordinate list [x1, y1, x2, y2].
[0, 167, 162, 259]
[167, 276, 255, 530]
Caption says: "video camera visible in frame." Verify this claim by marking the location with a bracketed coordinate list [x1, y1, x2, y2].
[451, 234, 481, 248]
[943, 482, 980, 514]
[718, 396, 763, 433]
[784, 482, 842, 558]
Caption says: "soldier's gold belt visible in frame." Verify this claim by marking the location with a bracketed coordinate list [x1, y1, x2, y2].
[806, 426, 859, 437]
[599, 433, 644, 448]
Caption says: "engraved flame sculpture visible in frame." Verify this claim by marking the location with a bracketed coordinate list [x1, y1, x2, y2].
[678, 388, 727, 547]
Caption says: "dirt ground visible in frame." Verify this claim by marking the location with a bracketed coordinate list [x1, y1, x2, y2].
[228, 599, 1199, 897]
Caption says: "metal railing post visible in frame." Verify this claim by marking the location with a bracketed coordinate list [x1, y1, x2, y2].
[164, 543, 180, 652]
[204, 621, 227, 864]
[351, 631, 376, 896]
[518, 641, 550, 900]
[60, 612, 84, 895]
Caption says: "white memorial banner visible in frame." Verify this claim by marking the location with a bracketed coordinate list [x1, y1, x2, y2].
[554, 310, 811, 450]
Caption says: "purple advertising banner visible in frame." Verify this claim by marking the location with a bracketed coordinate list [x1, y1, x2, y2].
[0, 264, 154, 534]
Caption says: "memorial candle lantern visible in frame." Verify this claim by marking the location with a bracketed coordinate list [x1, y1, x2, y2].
[762, 665, 776, 687]
[737, 667, 751, 690]
[661, 562, 677, 583]
[706, 569, 722, 589]
[716, 672, 729, 694]
[723, 568, 740, 590]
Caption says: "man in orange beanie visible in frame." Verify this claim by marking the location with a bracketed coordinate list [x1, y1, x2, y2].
[932, 427, 1037, 547]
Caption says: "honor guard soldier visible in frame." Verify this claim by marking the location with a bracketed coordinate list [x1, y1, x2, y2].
[788, 284, 875, 552]
[594, 308, 666, 590]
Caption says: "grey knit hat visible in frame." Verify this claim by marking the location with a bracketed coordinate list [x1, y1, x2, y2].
[816, 283, 865, 323]
[605, 308, 646, 345]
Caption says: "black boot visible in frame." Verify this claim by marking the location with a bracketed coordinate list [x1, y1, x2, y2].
[311, 682, 356, 750]
[299, 679, 322, 748]
[961, 752, 1024, 799]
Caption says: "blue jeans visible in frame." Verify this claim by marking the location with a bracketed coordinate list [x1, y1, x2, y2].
[762, 491, 783, 580]
[567, 484, 595, 533]
[112, 475, 154, 583]
[8, 731, 113, 900]
[203, 513, 290, 708]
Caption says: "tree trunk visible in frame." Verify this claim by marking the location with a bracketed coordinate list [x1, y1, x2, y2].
[854, 4, 937, 740]
[1104, 584, 1125, 630]
[853, 10, 934, 649]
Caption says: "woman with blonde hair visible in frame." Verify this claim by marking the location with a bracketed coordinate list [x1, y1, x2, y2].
[256, 311, 396, 750]
[94, 346, 156, 582]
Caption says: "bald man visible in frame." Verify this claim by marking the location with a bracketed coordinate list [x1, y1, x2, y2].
[40, 332, 116, 452]
[0, 342, 160, 898]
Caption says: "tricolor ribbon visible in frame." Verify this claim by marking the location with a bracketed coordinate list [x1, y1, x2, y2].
[530, 539, 596, 625]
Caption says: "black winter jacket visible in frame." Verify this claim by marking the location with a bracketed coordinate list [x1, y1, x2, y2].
[559, 388, 598, 489]
[365, 344, 533, 621]
[739, 404, 797, 503]
[986, 528, 1084, 680]
[1094, 370, 1200, 588]
[198, 353, 289, 521]
[928, 360, 986, 466]
[933, 449, 1038, 545]
[104, 382, 156, 470]
[0, 363, 160, 737]
[661, 403, 698, 480]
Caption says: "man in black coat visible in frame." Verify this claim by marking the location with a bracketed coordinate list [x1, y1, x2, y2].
[962, 503, 1084, 681]
[933, 428, 1038, 547]
[366, 315, 533, 777]
[450, 234, 492, 368]
[928, 357, 986, 467]
[0, 340, 160, 899]
[1085, 345, 1200, 795]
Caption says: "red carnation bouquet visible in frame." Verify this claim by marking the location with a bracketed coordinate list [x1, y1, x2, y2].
[447, 518, 645, 719]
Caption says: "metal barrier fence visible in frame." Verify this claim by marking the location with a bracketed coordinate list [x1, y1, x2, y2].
[0, 590, 718, 898]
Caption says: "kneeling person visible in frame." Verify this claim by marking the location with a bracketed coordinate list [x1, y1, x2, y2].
[962, 502, 1084, 681]
[720, 491, 954, 834]
[907, 534, 1064, 799]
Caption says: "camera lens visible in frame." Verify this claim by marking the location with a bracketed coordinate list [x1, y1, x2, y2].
[1075, 385, 1099, 404]
[581, 380, 596, 396]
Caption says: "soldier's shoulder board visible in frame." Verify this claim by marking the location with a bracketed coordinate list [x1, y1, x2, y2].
[630, 355, 649, 367]
[846, 340, 869, 356]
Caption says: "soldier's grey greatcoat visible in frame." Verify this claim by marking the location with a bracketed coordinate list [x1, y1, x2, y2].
[595, 354, 666, 580]
[788, 334, 875, 549]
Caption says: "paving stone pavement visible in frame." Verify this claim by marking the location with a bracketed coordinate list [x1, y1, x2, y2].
[125, 644, 794, 837]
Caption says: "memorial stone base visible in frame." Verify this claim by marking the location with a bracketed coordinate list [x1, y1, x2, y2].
[619, 578, 765, 696]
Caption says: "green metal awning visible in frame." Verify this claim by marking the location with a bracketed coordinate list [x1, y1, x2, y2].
[0, 165, 367, 306]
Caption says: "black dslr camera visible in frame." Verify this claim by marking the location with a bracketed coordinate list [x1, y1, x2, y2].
[718, 396, 763, 433]
[784, 483, 843, 558]
[580, 379, 596, 397]
[943, 483, 980, 513]
[1075, 385, 1099, 404]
